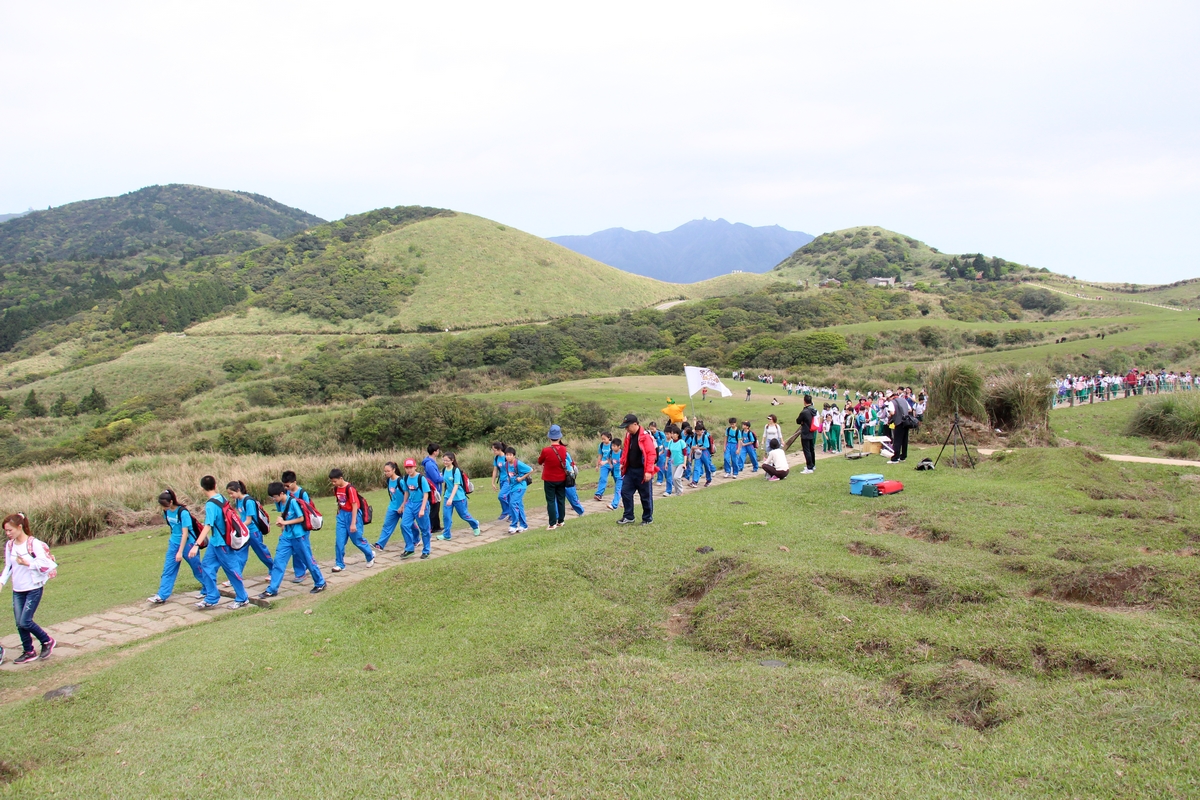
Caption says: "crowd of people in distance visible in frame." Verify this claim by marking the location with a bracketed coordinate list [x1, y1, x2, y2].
[1053, 368, 1193, 407]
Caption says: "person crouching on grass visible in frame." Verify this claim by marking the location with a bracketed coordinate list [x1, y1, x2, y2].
[0, 513, 57, 665]
[762, 439, 790, 481]
[258, 483, 326, 599]
[329, 468, 375, 573]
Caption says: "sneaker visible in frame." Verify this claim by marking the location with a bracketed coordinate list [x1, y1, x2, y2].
[439, 533, 451, 541]
[195, 591, 205, 599]
[39, 637, 55, 660]
[257, 591, 278, 599]
[227, 601, 249, 610]
[371, 543, 384, 552]
[309, 584, 327, 594]
[592, 495, 603, 502]
[886, 459, 900, 465]
[546, 524, 558, 531]
[768, 476, 781, 482]
[508, 527, 518, 534]
[420, 553, 430, 559]
[640, 520, 653, 526]
[517, 527, 528, 533]
[688, 482, 699, 488]
[617, 518, 635, 525]
[147, 596, 166, 604]
[497, 514, 509, 522]
[14, 651, 38, 665]
[401, 550, 415, 559]
[366, 558, 376, 567]
[0, 645, 4, 666]
[221, 581, 231, 588]
[704, 481, 712, 487]
[801, 469, 814, 475]
[331, 566, 344, 573]
[472, 527, 481, 536]
[291, 575, 308, 584]
[195, 600, 219, 609]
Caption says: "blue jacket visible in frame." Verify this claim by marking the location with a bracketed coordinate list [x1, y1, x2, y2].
[422, 456, 445, 493]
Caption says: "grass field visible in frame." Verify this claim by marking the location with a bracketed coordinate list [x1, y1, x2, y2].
[1, 447, 1198, 796]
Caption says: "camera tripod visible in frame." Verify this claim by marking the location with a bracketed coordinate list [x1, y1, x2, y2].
[934, 410, 975, 469]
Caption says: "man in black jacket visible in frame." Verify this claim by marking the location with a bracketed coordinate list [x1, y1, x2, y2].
[887, 389, 911, 464]
[796, 395, 817, 474]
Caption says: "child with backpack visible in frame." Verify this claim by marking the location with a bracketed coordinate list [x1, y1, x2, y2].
[372, 461, 405, 551]
[491, 441, 513, 523]
[400, 458, 433, 559]
[1, 512, 57, 664]
[689, 421, 714, 487]
[607, 439, 624, 510]
[148, 488, 210, 605]
[191, 475, 249, 610]
[281, 471, 314, 584]
[594, 432, 617, 502]
[440, 451, 481, 538]
[740, 421, 760, 472]
[649, 421, 668, 487]
[563, 449, 586, 516]
[664, 425, 688, 496]
[258, 482, 326, 598]
[723, 417, 742, 478]
[329, 468, 375, 572]
[227, 481, 274, 576]
[504, 447, 533, 533]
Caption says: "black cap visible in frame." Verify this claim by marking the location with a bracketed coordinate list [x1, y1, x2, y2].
[621, 413, 639, 426]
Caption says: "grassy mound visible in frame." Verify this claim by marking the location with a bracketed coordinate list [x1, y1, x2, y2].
[1126, 393, 1200, 442]
[2, 448, 1199, 796]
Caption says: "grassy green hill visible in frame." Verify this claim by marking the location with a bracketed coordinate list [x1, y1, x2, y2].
[773, 226, 1040, 286]
[366, 213, 683, 329]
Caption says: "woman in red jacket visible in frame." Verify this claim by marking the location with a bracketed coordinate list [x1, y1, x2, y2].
[618, 414, 658, 526]
[538, 425, 571, 530]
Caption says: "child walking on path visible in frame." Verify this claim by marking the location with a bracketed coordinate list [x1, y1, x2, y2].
[563, 451, 586, 516]
[441, 451, 481, 538]
[504, 448, 534, 533]
[594, 433, 617, 502]
[649, 422, 668, 487]
[258, 483, 326, 598]
[607, 439, 624, 510]
[491, 442, 513, 524]
[723, 417, 742, 478]
[193, 475, 248, 610]
[149, 489, 209, 604]
[690, 422, 714, 487]
[665, 426, 688, 496]
[329, 469, 375, 572]
[373, 462, 404, 551]
[1, 512, 57, 664]
[400, 459, 433, 559]
[228, 481, 274, 575]
[281, 471, 312, 583]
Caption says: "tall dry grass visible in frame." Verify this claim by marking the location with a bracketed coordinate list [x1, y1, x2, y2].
[984, 370, 1055, 432]
[926, 362, 986, 421]
[1127, 394, 1200, 442]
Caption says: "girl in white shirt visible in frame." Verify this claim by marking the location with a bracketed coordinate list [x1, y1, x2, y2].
[763, 415, 783, 451]
[0, 512, 57, 665]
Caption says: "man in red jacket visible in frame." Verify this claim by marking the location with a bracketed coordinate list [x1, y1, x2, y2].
[618, 413, 657, 525]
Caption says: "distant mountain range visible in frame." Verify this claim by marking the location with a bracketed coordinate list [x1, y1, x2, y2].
[0, 210, 31, 224]
[548, 218, 813, 283]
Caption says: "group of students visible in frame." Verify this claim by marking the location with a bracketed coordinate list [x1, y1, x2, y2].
[148, 448, 484, 609]
[1054, 369, 1192, 406]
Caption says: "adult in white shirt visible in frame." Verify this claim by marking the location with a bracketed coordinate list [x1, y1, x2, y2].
[761, 438, 790, 481]
[0, 512, 57, 665]
[764, 415, 783, 449]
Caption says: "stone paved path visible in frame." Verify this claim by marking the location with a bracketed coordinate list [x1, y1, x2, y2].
[0, 444, 840, 671]
[979, 448, 1200, 468]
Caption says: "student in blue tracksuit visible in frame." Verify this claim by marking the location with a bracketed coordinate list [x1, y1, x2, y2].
[423, 444, 446, 535]
[723, 417, 743, 478]
[440, 451, 481, 539]
[148, 489, 211, 604]
[593, 432, 616, 501]
[690, 422, 714, 487]
[504, 447, 533, 533]
[564, 451, 585, 516]
[399, 458, 432, 558]
[227, 481, 274, 575]
[281, 471, 312, 583]
[192, 475, 248, 610]
[329, 468, 375, 572]
[608, 439, 624, 510]
[491, 442, 512, 523]
[664, 428, 688, 496]
[649, 422, 668, 486]
[372, 461, 404, 551]
[258, 482, 326, 598]
[740, 421, 760, 473]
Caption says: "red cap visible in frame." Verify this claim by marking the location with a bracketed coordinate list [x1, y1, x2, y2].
[403, 458, 417, 468]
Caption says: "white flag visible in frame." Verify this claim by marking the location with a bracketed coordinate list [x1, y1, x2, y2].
[684, 365, 733, 398]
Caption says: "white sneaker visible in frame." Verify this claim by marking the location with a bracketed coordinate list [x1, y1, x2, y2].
[887, 459, 900, 465]
[508, 527, 518, 534]
[801, 469, 814, 474]
[227, 601, 249, 610]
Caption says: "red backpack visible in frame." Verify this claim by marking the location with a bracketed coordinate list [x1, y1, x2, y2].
[345, 484, 373, 526]
[291, 491, 324, 531]
[207, 497, 250, 549]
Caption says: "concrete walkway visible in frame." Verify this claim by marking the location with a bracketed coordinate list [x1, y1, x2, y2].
[1, 444, 841, 671]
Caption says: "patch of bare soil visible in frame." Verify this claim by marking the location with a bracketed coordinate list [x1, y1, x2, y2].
[847, 541, 908, 562]
[664, 556, 740, 638]
[1035, 565, 1156, 607]
[892, 660, 1012, 731]
[870, 510, 953, 542]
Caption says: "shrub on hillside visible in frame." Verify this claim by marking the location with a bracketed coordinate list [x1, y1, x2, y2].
[984, 370, 1054, 431]
[926, 362, 986, 421]
[1127, 394, 1200, 442]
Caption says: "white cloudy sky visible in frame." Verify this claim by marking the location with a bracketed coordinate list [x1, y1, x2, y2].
[2, 1, 1197, 282]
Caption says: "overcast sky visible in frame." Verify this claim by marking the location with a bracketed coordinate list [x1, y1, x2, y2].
[2, 1, 1197, 283]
